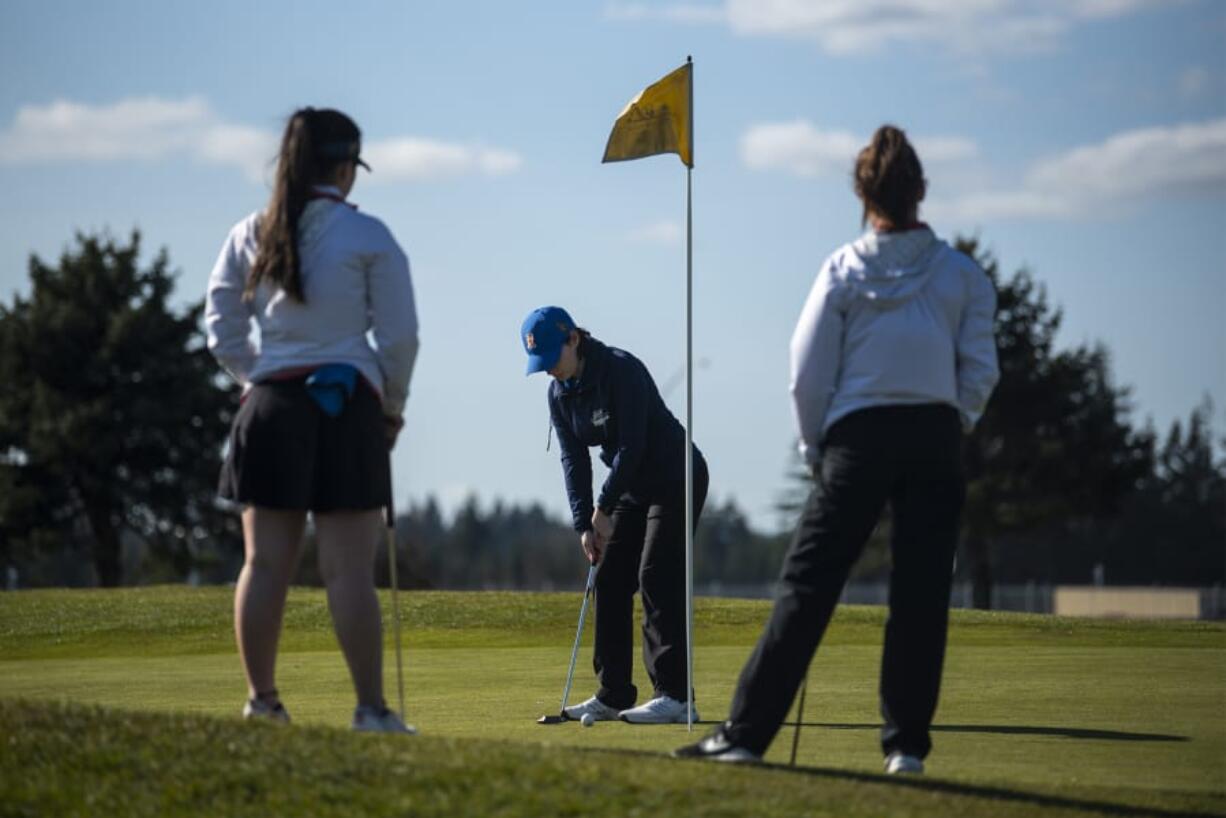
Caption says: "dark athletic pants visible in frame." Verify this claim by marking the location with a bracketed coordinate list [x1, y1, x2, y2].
[724, 404, 964, 758]
[594, 454, 709, 709]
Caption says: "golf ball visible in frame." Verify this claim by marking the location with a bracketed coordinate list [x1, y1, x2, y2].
[580, 713, 596, 727]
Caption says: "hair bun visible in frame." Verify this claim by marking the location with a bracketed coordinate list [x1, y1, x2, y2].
[853, 125, 925, 227]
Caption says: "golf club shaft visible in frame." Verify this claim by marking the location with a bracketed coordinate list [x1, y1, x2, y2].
[560, 563, 597, 713]
[386, 515, 406, 719]
[790, 672, 808, 767]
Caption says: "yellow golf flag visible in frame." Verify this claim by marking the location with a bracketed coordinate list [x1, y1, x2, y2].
[602, 62, 692, 168]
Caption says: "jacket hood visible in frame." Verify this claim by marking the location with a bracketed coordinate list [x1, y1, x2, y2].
[845, 227, 944, 307]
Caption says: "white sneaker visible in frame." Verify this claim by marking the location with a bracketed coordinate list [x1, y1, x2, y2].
[352, 705, 417, 735]
[562, 696, 621, 722]
[884, 752, 924, 775]
[619, 696, 697, 724]
[242, 698, 290, 724]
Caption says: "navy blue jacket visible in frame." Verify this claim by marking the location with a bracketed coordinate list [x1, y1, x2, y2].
[548, 337, 702, 532]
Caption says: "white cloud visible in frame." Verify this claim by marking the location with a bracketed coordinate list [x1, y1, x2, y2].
[740, 120, 975, 178]
[607, 0, 1162, 56]
[627, 220, 683, 244]
[741, 117, 1226, 223]
[929, 118, 1226, 223]
[0, 96, 522, 183]
[1026, 118, 1226, 199]
[363, 138, 523, 181]
[0, 96, 210, 163]
[741, 121, 859, 177]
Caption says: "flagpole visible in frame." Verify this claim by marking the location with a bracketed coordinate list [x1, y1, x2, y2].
[684, 55, 695, 733]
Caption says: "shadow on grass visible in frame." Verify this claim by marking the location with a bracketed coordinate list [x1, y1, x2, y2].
[570, 742, 1219, 818]
[613, 724, 1201, 817]
[773, 762, 1214, 818]
[603, 720, 1186, 744]
[785, 722, 1188, 743]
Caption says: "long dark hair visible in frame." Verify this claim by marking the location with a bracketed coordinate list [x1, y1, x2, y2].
[853, 124, 926, 228]
[245, 107, 362, 303]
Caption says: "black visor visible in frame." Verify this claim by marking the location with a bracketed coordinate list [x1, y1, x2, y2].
[317, 139, 371, 171]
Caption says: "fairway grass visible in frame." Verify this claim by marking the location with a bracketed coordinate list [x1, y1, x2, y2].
[1, 587, 1223, 817]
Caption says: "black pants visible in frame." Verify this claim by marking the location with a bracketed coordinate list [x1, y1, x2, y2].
[724, 404, 964, 758]
[594, 453, 709, 709]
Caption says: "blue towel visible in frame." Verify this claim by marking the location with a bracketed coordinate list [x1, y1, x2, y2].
[305, 364, 359, 418]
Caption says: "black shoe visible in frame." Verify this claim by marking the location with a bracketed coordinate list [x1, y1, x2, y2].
[672, 725, 761, 763]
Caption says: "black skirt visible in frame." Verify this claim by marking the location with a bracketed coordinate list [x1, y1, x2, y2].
[218, 378, 392, 513]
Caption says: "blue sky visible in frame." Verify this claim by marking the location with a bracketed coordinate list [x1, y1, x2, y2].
[2, 1, 1223, 531]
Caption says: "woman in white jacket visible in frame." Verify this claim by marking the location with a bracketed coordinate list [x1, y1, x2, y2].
[676, 125, 998, 771]
[206, 107, 419, 733]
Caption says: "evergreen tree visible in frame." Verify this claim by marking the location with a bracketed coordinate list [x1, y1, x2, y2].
[957, 238, 1152, 605]
[1101, 400, 1225, 585]
[0, 231, 239, 586]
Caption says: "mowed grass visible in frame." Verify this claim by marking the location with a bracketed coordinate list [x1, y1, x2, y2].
[1, 587, 1223, 817]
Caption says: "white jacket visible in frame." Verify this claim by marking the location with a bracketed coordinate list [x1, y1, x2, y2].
[205, 187, 420, 417]
[790, 226, 998, 466]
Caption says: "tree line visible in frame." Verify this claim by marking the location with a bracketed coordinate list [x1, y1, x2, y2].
[1, 231, 1221, 601]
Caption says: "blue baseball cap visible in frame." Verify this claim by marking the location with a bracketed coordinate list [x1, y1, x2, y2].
[521, 306, 576, 375]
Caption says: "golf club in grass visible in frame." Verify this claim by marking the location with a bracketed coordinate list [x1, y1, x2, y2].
[385, 504, 406, 722]
[537, 562, 598, 724]
[789, 672, 809, 767]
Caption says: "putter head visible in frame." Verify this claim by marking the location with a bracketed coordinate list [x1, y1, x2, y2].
[537, 713, 568, 725]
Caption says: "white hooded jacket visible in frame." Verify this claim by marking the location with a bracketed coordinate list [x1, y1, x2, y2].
[205, 187, 420, 417]
[790, 226, 998, 466]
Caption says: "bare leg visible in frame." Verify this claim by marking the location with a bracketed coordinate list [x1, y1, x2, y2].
[235, 507, 306, 700]
[315, 510, 385, 709]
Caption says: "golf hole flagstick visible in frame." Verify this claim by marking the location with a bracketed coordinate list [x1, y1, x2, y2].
[537, 561, 599, 724]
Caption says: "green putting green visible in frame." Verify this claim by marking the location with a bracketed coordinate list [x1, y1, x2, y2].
[1, 587, 1222, 817]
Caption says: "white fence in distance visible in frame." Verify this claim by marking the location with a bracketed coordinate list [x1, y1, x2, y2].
[695, 581, 1225, 620]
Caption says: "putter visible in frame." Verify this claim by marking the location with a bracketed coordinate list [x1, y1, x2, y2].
[789, 672, 809, 767]
[386, 504, 406, 721]
[537, 562, 598, 724]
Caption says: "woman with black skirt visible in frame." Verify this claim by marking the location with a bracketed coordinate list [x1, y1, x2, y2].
[675, 125, 999, 771]
[206, 107, 419, 733]
[522, 306, 707, 724]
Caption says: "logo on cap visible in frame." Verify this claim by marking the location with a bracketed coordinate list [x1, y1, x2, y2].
[525, 333, 536, 350]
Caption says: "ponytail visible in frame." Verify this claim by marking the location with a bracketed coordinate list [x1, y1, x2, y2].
[246, 107, 362, 303]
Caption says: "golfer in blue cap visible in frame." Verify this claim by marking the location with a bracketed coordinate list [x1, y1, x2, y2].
[522, 306, 708, 724]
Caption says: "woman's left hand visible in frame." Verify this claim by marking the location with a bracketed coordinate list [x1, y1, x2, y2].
[591, 509, 613, 545]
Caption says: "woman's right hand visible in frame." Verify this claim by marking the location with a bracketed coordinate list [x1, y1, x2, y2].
[580, 529, 603, 566]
